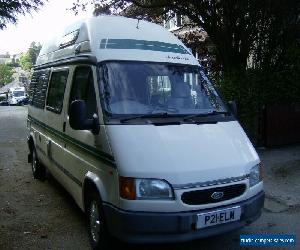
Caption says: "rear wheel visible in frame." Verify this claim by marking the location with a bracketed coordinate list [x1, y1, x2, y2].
[87, 192, 111, 250]
[31, 147, 46, 180]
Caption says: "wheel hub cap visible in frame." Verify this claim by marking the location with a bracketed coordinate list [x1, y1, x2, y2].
[90, 201, 100, 243]
[32, 151, 36, 172]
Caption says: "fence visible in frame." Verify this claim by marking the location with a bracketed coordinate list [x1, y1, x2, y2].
[263, 104, 300, 146]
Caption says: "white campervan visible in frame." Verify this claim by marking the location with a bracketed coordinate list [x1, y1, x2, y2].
[8, 87, 26, 105]
[27, 16, 264, 249]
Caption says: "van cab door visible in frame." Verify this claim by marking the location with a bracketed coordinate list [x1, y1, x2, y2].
[62, 65, 102, 201]
[62, 65, 117, 208]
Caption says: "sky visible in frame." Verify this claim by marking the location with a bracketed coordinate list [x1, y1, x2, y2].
[0, 0, 94, 55]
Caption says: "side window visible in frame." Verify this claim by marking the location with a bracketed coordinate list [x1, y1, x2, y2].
[46, 69, 68, 113]
[29, 69, 50, 109]
[69, 66, 97, 119]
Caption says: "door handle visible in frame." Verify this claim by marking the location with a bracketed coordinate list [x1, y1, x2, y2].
[46, 140, 52, 160]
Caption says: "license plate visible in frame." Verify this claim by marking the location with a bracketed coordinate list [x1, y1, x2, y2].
[196, 206, 241, 229]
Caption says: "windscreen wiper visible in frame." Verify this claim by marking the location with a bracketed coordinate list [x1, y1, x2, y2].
[150, 106, 179, 114]
[183, 111, 230, 122]
[120, 112, 175, 123]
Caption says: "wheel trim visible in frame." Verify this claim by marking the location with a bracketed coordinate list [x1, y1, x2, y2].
[32, 150, 37, 173]
[90, 200, 101, 243]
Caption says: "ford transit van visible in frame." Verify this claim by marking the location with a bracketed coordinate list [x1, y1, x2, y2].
[27, 16, 264, 249]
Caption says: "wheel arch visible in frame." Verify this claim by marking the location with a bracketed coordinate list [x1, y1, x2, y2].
[82, 171, 108, 213]
[28, 133, 35, 152]
[27, 132, 35, 163]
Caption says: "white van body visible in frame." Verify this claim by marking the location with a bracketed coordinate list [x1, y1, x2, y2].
[8, 87, 26, 105]
[27, 16, 264, 247]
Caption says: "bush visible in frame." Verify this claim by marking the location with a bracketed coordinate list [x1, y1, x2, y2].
[218, 58, 300, 144]
[0, 64, 14, 87]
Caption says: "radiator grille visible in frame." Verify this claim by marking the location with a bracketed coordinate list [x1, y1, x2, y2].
[181, 184, 246, 205]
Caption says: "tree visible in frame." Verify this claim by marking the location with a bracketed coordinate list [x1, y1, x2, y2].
[20, 53, 33, 71]
[19, 42, 42, 70]
[0, 64, 14, 87]
[0, 0, 44, 29]
[28, 42, 42, 66]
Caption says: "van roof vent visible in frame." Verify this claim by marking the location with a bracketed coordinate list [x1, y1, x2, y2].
[59, 29, 80, 48]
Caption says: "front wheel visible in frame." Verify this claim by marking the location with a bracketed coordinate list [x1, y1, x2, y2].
[31, 148, 46, 180]
[87, 192, 111, 250]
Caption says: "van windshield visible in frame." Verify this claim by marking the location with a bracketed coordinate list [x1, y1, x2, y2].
[12, 91, 25, 97]
[100, 62, 227, 117]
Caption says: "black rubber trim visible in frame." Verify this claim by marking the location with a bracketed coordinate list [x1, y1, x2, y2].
[34, 55, 97, 70]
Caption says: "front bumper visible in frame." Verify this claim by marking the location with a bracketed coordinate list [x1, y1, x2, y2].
[9, 99, 18, 105]
[103, 191, 264, 244]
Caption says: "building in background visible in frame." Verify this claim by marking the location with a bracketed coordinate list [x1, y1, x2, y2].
[0, 53, 11, 64]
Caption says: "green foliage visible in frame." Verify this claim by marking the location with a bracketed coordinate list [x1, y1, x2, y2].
[20, 53, 33, 71]
[219, 71, 261, 141]
[28, 42, 42, 65]
[0, 64, 15, 87]
[218, 45, 300, 142]
[0, 0, 44, 29]
[20, 42, 42, 70]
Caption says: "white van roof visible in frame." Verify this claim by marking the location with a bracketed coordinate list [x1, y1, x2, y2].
[36, 15, 199, 67]
[9, 87, 25, 92]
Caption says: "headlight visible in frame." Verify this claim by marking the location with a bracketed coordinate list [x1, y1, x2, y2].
[119, 177, 174, 200]
[249, 163, 263, 187]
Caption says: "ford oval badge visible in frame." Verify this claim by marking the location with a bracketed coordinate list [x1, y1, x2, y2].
[211, 191, 224, 200]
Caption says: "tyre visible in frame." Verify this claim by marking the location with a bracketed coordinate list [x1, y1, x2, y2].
[31, 147, 46, 180]
[87, 192, 111, 250]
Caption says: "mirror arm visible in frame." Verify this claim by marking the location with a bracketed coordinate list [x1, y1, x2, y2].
[228, 100, 237, 117]
[84, 119, 93, 129]
[91, 116, 100, 135]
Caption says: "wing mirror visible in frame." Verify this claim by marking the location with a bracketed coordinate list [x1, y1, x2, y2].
[228, 100, 237, 117]
[69, 100, 100, 134]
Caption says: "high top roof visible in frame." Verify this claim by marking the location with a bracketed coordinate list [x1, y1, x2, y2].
[36, 15, 199, 67]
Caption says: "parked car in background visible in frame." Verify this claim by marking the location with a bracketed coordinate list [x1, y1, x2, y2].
[0, 93, 8, 106]
[7, 87, 27, 105]
[17, 96, 29, 105]
[0, 100, 9, 106]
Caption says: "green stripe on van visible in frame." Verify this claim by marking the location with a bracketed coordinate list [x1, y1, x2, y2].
[36, 145, 83, 187]
[99, 39, 190, 54]
[28, 115, 116, 168]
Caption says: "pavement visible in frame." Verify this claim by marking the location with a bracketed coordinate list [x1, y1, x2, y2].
[258, 145, 300, 214]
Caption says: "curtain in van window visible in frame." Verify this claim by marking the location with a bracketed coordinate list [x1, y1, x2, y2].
[46, 70, 68, 113]
[29, 69, 50, 109]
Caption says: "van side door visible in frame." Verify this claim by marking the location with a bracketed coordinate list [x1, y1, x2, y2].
[44, 67, 70, 184]
[28, 69, 51, 168]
